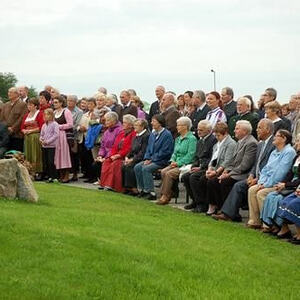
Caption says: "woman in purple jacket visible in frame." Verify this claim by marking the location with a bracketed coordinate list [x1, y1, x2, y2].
[40, 108, 59, 182]
[87, 111, 122, 184]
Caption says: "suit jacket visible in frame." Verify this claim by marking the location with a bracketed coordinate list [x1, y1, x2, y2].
[111, 104, 123, 120]
[226, 134, 258, 180]
[224, 101, 237, 121]
[250, 136, 275, 177]
[0, 99, 28, 138]
[192, 133, 217, 170]
[210, 135, 237, 170]
[161, 106, 180, 138]
[191, 104, 211, 132]
[121, 102, 138, 120]
[148, 100, 160, 122]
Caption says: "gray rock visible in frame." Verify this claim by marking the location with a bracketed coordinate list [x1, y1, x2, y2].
[0, 158, 18, 198]
[16, 162, 38, 202]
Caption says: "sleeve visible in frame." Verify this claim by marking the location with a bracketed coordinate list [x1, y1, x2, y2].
[176, 137, 197, 167]
[98, 131, 107, 157]
[40, 125, 45, 140]
[46, 123, 59, 145]
[59, 109, 73, 130]
[144, 134, 154, 160]
[11, 103, 27, 133]
[220, 141, 237, 169]
[132, 134, 150, 163]
[118, 131, 136, 158]
[74, 110, 83, 130]
[20, 113, 28, 131]
[36, 111, 44, 130]
[157, 133, 174, 162]
[170, 138, 179, 162]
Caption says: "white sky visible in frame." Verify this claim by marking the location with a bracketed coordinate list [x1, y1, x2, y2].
[1, 0, 299, 104]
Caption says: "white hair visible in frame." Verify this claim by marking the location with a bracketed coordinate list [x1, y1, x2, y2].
[237, 97, 251, 108]
[236, 120, 252, 134]
[198, 120, 212, 131]
[177, 116, 192, 130]
[123, 114, 137, 125]
[104, 111, 119, 122]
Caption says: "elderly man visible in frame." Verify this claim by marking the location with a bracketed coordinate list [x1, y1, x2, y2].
[106, 94, 122, 120]
[286, 95, 299, 131]
[258, 87, 277, 119]
[221, 87, 237, 121]
[228, 97, 259, 139]
[67, 95, 83, 181]
[18, 86, 29, 103]
[213, 119, 275, 222]
[205, 120, 258, 214]
[160, 93, 180, 138]
[148, 85, 165, 125]
[0, 87, 27, 151]
[120, 90, 138, 119]
[182, 120, 217, 211]
[190, 90, 210, 134]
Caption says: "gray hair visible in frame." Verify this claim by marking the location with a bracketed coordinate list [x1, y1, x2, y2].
[156, 85, 165, 92]
[223, 87, 234, 99]
[236, 120, 252, 134]
[128, 89, 137, 96]
[237, 97, 251, 108]
[107, 93, 118, 104]
[198, 120, 212, 131]
[98, 87, 107, 95]
[94, 92, 107, 101]
[104, 111, 119, 123]
[265, 87, 277, 100]
[123, 114, 137, 125]
[67, 95, 78, 103]
[259, 118, 274, 134]
[177, 116, 192, 130]
[193, 90, 206, 102]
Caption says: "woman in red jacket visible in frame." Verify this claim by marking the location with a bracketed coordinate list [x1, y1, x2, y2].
[100, 114, 136, 192]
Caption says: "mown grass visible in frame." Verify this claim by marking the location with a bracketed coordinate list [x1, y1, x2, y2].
[0, 183, 299, 299]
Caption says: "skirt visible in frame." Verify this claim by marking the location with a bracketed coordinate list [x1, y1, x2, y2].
[24, 132, 43, 173]
[260, 192, 284, 226]
[100, 158, 123, 192]
[54, 130, 72, 169]
[276, 193, 300, 227]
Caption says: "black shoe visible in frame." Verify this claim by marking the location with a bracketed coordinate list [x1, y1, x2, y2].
[277, 231, 292, 239]
[138, 191, 147, 198]
[145, 194, 156, 200]
[98, 186, 105, 190]
[84, 178, 95, 183]
[184, 203, 196, 210]
[193, 205, 207, 213]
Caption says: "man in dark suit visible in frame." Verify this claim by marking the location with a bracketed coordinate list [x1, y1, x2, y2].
[257, 87, 277, 119]
[221, 87, 237, 121]
[182, 120, 217, 211]
[148, 85, 165, 126]
[213, 118, 275, 222]
[120, 90, 138, 120]
[160, 93, 180, 138]
[18, 86, 29, 103]
[190, 90, 210, 134]
[205, 120, 258, 214]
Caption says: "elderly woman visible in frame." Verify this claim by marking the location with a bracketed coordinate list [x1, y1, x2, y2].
[20, 98, 44, 178]
[122, 119, 150, 195]
[260, 134, 300, 235]
[106, 94, 122, 120]
[134, 114, 174, 200]
[265, 101, 291, 133]
[100, 114, 137, 192]
[205, 91, 227, 128]
[53, 95, 74, 183]
[247, 129, 296, 229]
[157, 116, 197, 205]
[94, 93, 110, 119]
[183, 122, 235, 212]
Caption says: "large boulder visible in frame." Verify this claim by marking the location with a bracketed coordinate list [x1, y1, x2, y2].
[0, 158, 38, 202]
[16, 163, 39, 203]
[0, 158, 18, 198]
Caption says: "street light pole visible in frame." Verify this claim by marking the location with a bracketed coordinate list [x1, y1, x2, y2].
[210, 69, 216, 91]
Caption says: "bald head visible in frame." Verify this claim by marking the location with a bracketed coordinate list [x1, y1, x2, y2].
[8, 87, 19, 102]
[161, 93, 175, 111]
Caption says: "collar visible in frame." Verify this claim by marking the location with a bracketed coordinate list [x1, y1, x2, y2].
[137, 129, 147, 136]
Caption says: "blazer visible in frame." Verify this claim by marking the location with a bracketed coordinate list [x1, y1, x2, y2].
[191, 104, 211, 132]
[148, 100, 160, 121]
[226, 134, 258, 180]
[224, 101, 237, 121]
[0, 99, 28, 138]
[192, 133, 217, 170]
[161, 106, 181, 138]
[249, 136, 275, 178]
[121, 102, 138, 120]
[127, 130, 150, 164]
[209, 135, 237, 170]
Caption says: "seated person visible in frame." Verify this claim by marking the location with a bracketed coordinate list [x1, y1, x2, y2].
[273, 186, 300, 243]
[213, 119, 275, 222]
[100, 114, 136, 192]
[260, 134, 300, 234]
[182, 120, 218, 212]
[134, 114, 174, 200]
[122, 119, 150, 195]
[0, 121, 9, 158]
[206, 120, 257, 215]
[157, 116, 197, 205]
[247, 129, 296, 229]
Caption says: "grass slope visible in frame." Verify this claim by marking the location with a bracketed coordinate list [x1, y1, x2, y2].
[0, 183, 299, 299]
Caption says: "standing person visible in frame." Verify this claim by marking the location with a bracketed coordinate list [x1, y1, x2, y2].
[53, 96, 73, 183]
[0, 121, 9, 158]
[0, 87, 28, 151]
[205, 91, 227, 128]
[120, 90, 138, 119]
[176, 95, 186, 116]
[148, 85, 165, 127]
[106, 94, 122, 120]
[67, 95, 83, 181]
[221, 87, 236, 121]
[40, 109, 59, 182]
[20, 98, 44, 179]
[131, 96, 147, 119]
[18, 86, 29, 103]
[39, 91, 51, 113]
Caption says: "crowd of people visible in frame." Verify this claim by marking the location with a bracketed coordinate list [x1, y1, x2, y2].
[0, 84, 300, 245]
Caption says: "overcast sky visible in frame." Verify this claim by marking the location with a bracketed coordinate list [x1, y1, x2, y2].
[1, 0, 299, 104]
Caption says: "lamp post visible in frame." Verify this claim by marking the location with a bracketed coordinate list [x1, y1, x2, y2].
[211, 69, 216, 91]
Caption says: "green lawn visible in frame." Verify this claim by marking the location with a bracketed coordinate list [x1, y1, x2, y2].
[0, 183, 299, 299]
